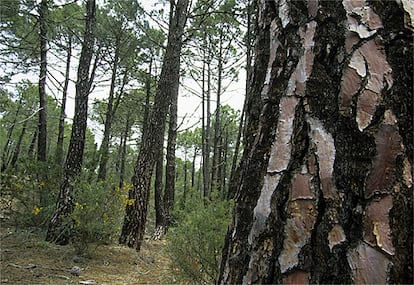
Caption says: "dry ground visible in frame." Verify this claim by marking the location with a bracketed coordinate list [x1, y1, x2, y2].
[0, 225, 182, 285]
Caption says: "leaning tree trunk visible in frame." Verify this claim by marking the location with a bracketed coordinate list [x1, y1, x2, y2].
[10, 117, 28, 169]
[46, 0, 96, 245]
[1, 97, 22, 172]
[119, 0, 189, 251]
[218, 0, 413, 284]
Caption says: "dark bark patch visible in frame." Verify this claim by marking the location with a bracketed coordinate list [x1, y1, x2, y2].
[339, 66, 362, 113]
[365, 124, 402, 198]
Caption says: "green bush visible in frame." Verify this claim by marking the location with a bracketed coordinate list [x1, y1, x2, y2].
[167, 195, 232, 284]
[1, 165, 130, 255]
[69, 178, 132, 254]
[0, 161, 59, 228]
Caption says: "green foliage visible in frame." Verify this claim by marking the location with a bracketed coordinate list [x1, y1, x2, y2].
[68, 179, 133, 255]
[0, 160, 60, 228]
[167, 195, 232, 284]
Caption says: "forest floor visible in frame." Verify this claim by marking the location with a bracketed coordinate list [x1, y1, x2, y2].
[0, 224, 182, 285]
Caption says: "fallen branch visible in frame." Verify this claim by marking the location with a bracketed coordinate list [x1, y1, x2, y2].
[8, 263, 36, 269]
[7, 263, 82, 276]
[53, 274, 70, 280]
[79, 280, 95, 284]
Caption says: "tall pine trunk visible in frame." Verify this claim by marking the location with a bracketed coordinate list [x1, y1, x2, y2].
[118, 114, 131, 189]
[55, 36, 72, 166]
[211, 34, 223, 192]
[202, 49, 212, 201]
[37, 0, 48, 163]
[228, 0, 253, 199]
[218, 0, 412, 284]
[97, 40, 120, 181]
[163, 88, 178, 228]
[119, 0, 189, 251]
[46, 0, 96, 245]
[154, 147, 165, 229]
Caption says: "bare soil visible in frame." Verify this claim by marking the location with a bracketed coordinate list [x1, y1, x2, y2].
[0, 225, 181, 285]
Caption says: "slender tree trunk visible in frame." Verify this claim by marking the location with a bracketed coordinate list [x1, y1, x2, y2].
[163, 87, 178, 228]
[182, 149, 188, 207]
[37, 0, 48, 163]
[119, 114, 131, 189]
[97, 41, 120, 181]
[27, 129, 38, 158]
[202, 51, 212, 201]
[211, 33, 223, 192]
[228, 0, 253, 200]
[218, 0, 413, 284]
[119, 0, 189, 251]
[191, 145, 197, 188]
[1, 97, 22, 172]
[56, 36, 72, 166]
[10, 118, 28, 168]
[46, 0, 96, 245]
[143, 57, 153, 134]
[220, 132, 228, 196]
[154, 146, 164, 229]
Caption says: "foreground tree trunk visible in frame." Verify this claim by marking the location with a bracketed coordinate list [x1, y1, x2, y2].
[46, 0, 96, 245]
[119, 0, 189, 251]
[218, 0, 412, 284]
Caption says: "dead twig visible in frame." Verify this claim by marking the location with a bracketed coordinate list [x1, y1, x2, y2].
[7, 263, 82, 276]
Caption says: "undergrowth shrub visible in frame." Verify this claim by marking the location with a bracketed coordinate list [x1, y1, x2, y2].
[0, 161, 59, 228]
[1, 165, 130, 255]
[167, 194, 232, 284]
[69, 178, 132, 254]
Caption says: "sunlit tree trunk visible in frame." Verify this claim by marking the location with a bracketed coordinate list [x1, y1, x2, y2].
[46, 0, 96, 245]
[218, 0, 412, 284]
[119, 0, 189, 251]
